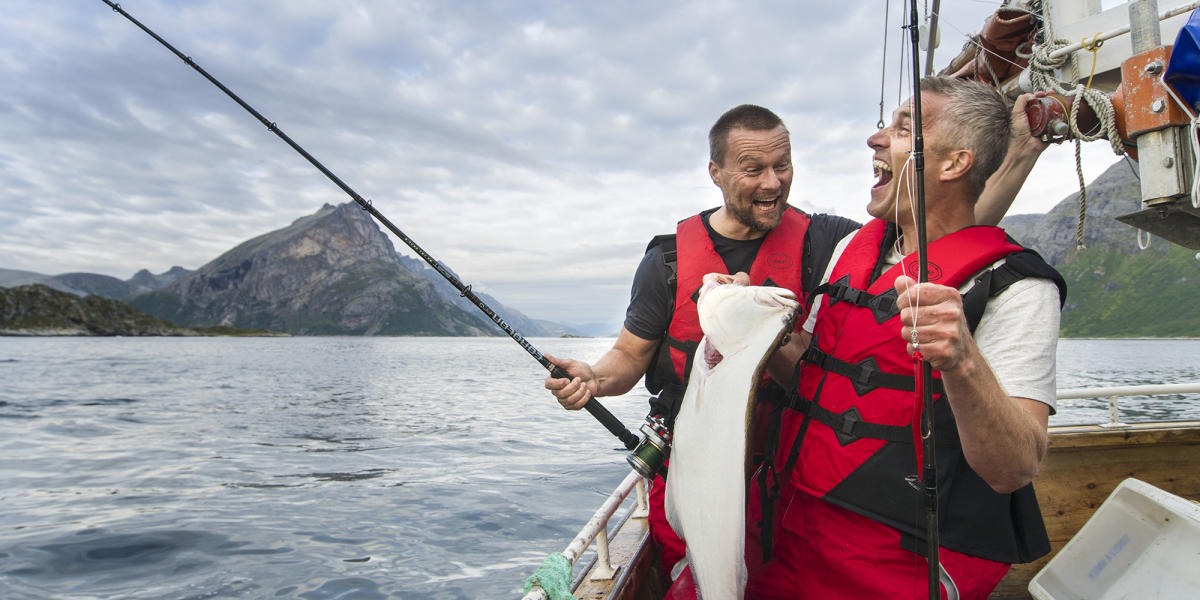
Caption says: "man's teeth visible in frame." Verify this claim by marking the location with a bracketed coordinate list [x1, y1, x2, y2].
[873, 159, 892, 177]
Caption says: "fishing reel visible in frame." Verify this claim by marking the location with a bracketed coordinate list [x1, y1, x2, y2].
[626, 413, 672, 479]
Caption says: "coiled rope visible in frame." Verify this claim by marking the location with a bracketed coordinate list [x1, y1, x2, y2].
[1025, 34, 1127, 249]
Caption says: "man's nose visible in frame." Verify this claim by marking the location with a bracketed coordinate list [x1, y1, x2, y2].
[867, 128, 887, 150]
[761, 167, 782, 189]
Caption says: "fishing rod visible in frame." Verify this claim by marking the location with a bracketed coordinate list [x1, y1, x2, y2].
[99, 0, 638, 452]
[905, 1, 941, 598]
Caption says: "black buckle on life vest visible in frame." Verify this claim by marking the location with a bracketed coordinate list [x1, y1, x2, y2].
[824, 276, 858, 306]
[790, 397, 913, 446]
[835, 407, 864, 445]
[852, 357, 882, 397]
[821, 276, 899, 324]
[804, 347, 945, 397]
[867, 288, 899, 324]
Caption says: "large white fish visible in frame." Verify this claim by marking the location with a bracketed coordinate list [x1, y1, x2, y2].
[665, 274, 799, 599]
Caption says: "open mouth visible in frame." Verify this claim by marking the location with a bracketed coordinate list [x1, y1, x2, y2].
[752, 197, 779, 211]
[872, 159, 893, 189]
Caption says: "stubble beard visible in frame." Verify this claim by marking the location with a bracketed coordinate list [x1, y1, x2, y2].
[733, 202, 783, 234]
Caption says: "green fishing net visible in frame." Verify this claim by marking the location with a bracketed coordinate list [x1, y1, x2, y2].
[522, 553, 577, 600]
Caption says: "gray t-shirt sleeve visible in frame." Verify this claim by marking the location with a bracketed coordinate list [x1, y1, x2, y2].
[623, 244, 670, 342]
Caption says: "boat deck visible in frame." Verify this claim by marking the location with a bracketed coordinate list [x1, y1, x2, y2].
[562, 420, 1200, 599]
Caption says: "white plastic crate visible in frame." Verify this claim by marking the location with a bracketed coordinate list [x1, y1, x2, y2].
[1029, 478, 1200, 599]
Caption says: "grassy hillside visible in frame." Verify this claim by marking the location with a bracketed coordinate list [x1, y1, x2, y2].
[1059, 244, 1200, 337]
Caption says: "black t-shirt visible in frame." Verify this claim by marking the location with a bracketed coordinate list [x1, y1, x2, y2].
[624, 209, 861, 341]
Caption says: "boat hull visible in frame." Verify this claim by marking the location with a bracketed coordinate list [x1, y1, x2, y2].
[580, 420, 1200, 599]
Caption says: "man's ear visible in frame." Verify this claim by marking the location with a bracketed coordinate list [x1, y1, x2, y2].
[709, 160, 722, 186]
[939, 149, 974, 183]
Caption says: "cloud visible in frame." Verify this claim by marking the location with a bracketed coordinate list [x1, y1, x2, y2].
[0, 1, 1126, 326]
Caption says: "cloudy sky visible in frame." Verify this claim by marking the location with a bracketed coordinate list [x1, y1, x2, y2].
[0, 1, 1125, 326]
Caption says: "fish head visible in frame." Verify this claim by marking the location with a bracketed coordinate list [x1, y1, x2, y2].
[696, 275, 799, 359]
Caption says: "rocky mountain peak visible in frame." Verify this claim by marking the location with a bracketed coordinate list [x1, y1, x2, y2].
[1001, 159, 1148, 265]
[130, 202, 507, 335]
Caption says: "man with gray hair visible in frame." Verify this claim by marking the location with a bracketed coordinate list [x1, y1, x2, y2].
[750, 77, 1064, 599]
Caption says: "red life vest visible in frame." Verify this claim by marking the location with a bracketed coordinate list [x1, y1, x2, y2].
[776, 218, 1050, 564]
[663, 207, 810, 385]
[647, 206, 810, 577]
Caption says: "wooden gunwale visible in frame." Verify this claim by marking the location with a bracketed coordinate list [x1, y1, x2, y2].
[573, 420, 1200, 599]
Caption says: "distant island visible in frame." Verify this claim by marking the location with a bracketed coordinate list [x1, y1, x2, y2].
[0, 284, 279, 337]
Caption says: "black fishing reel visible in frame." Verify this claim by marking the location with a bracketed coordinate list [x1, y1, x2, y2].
[626, 413, 672, 479]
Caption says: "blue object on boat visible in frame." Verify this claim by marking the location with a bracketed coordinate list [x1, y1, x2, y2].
[1165, 8, 1200, 109]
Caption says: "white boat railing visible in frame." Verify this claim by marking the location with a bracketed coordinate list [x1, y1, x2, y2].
[1057, 382, 1200, 427]
[521, 468, 647, 600]
[520, 382, 1200, 598]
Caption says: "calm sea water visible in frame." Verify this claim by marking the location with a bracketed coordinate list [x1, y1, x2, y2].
[1, 337, 1198, 599]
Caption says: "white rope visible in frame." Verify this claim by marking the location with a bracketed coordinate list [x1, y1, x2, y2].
[896, 148, 922, 349]
[1071, 138, 1092, 250]
[1025, 36, 1127, 249]
[939, 4, 1125, 251]
[1137, 227, 1153, 250]
[1026, 39, 1125, 154]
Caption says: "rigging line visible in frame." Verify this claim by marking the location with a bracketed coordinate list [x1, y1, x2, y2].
[1043, 1, 1200, 62]
[923, 0, 941, 76]
[1038, 0, 1055, 41]
[879, 0, 892, 129]
[98, 0, 639, 451]
[933, 5, 1035, 77]
[897, 0, 912, 106]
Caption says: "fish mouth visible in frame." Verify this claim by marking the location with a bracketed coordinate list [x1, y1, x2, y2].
[702, 338, 724, 369]
[872, 159, 893, 189]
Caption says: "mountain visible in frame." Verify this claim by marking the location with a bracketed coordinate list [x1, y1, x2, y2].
[0, 268, 52, 288]
[1001, 159, 1199, 337]
[127, 266, 192, 295]
[0, 284, 268, 336]
[6, 160, 1195, 338]
[2, 204, 570, 337]
[0, 266, 191, 300]
[395, 254, 577, 337]
[1055, 243, 1199, 336]
[127, 203, 550, 336]
[1000, 159, 1148, 265]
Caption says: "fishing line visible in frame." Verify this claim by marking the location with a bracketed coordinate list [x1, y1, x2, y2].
[98, 0, 638, 451]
